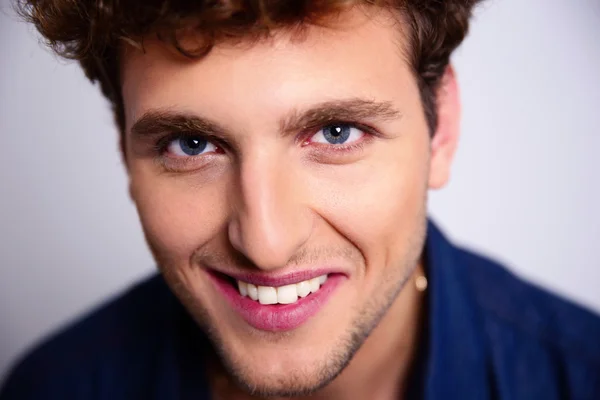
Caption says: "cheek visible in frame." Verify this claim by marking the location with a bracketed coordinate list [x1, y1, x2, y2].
[130, 169, 229, 266]
[309, 134, 430, 269]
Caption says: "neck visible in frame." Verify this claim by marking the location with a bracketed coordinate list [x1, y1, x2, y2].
[314, 263, 426, 400]
[211, 264, 426, 400]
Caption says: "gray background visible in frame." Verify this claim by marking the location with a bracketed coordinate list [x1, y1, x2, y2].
[1, 0, 599, 382]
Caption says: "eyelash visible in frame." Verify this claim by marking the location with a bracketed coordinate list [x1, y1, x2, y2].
[154, 132, 219, 155]
[301, 121, 376, 152]
[153, 121, 377, 159]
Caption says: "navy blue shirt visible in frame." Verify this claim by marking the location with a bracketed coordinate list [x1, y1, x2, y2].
[2, 222, 600, 399]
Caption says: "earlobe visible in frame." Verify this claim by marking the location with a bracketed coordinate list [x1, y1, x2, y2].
[428, 65, 461, 190]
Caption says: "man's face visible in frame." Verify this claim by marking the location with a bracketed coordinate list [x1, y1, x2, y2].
[121, 7, 454, 396]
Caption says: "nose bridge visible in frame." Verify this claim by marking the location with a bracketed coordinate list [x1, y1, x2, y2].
[229, 149, 310, 270]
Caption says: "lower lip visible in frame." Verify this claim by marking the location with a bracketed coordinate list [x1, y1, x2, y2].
[209, 273, 344, 332]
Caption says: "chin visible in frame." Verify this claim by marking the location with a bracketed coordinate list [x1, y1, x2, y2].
[200, 302, 381, 397]
[216, 345, 353, 398]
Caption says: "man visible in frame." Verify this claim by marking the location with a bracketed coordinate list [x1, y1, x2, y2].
[1, 0, 599, 399]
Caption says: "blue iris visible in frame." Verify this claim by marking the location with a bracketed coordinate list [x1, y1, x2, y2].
[178, 137, 208, 156]
[322, 125, 351, 144]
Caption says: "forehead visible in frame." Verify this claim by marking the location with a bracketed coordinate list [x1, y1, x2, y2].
[120, 7, 414, 133]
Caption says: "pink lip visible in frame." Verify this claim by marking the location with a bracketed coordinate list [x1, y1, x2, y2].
[224, 269, 338, 287]
[208, 271, 344, 332]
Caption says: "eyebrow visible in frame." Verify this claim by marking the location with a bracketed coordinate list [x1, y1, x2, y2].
[129, 98, 401, 141]
[279, 98, 401, 136]
[130, 109, 227, 140]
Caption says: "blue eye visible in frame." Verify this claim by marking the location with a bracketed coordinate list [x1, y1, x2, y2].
[167, 136, 217, 157]
[312, 124, 364, 145]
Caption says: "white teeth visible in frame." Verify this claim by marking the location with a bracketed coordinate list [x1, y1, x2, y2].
[236, 274, 328, 304]
[238, 281, 248, 297]
[258, 286, 278, 305]
[309, 277, 320, 293]
[277, 284, 299, 304]
[247, 284, 258, 301]
[296, 281, 311, 298]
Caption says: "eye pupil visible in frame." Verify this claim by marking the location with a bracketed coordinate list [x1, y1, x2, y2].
[186, 138, 201, 148]
[179, 137, 207, 155]
[323, 125, 350, 144]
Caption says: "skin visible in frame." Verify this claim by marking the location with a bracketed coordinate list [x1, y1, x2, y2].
[121, 6, 460, 400]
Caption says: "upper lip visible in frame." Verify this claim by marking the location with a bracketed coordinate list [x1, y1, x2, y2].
[212, 268, 345, 287]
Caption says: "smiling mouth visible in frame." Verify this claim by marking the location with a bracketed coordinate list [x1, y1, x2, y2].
[209, 270, 344, 331]
[235, 275, 329, 305]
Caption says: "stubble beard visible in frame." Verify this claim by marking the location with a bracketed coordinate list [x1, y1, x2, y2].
[152, 213, 427, 398]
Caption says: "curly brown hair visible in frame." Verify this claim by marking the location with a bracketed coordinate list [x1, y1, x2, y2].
[17, 0, 482, 145]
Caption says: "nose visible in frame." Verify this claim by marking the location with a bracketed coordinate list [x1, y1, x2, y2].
[228, 152, 312, 271]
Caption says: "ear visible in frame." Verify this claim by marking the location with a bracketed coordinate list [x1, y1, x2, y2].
[428, 65, 461, 190]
